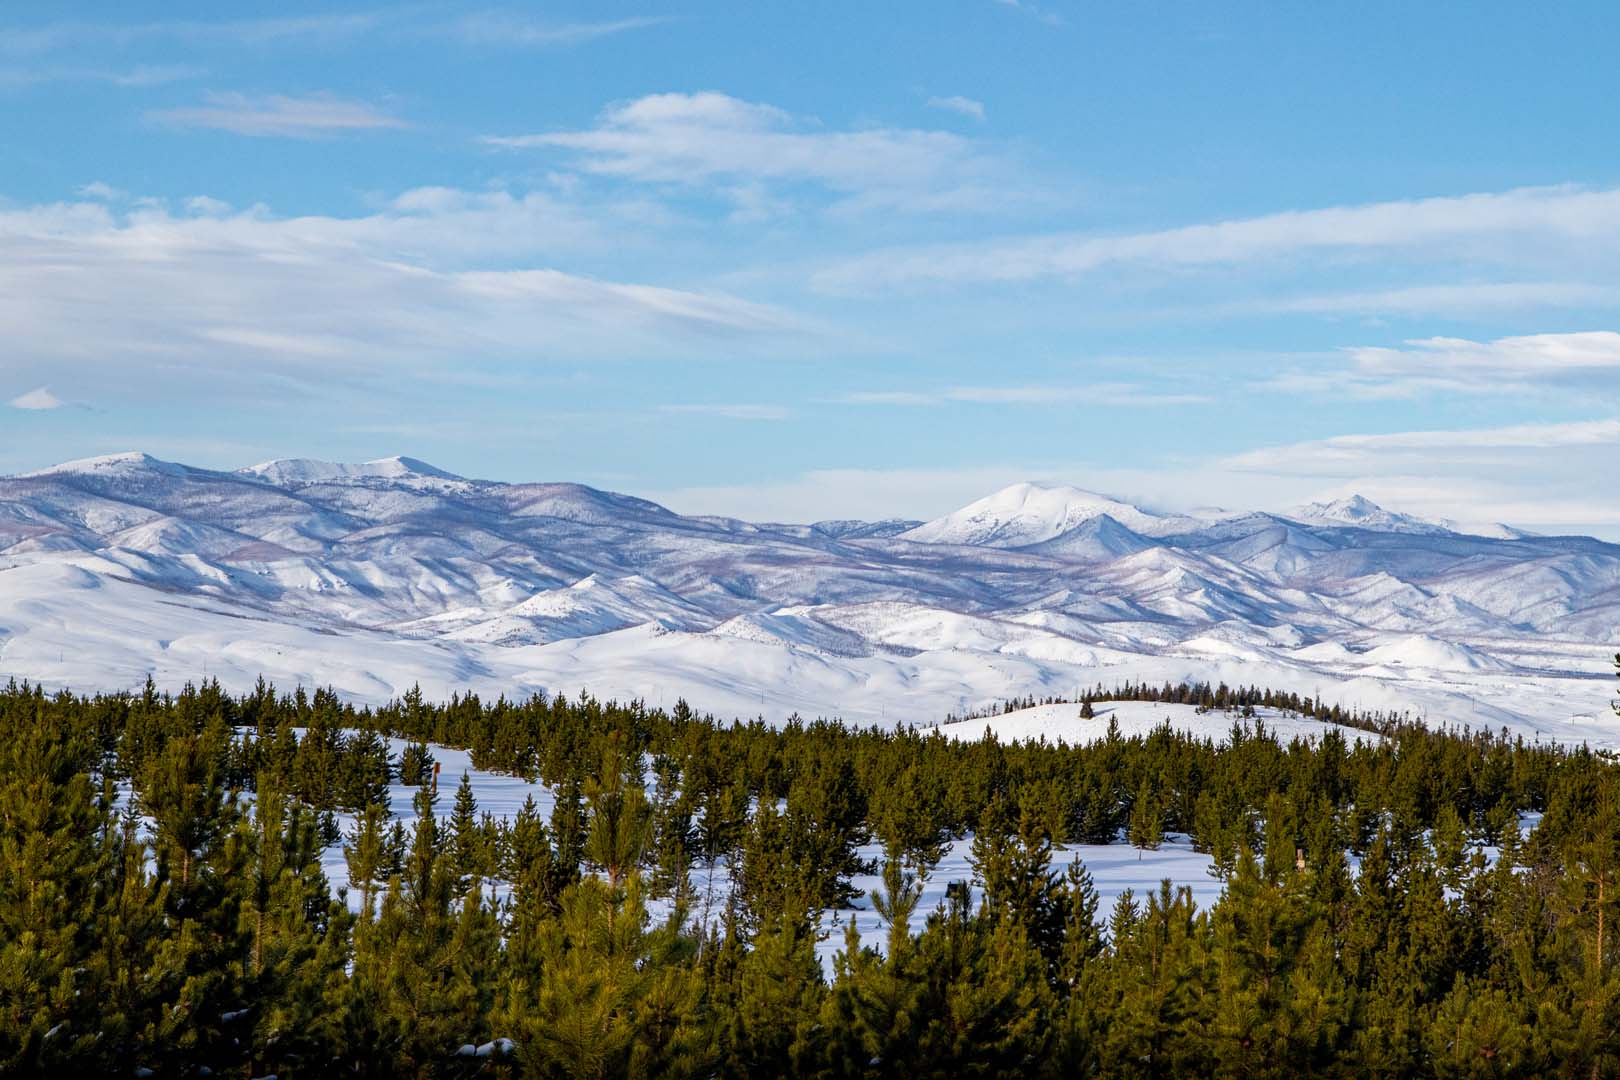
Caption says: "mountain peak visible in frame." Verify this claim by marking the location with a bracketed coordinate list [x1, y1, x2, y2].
[240, 455, 463, 487]
[1292, 494, 1448, 534]
[901, 480, 1187, 547]
[20, 451, 189, 479]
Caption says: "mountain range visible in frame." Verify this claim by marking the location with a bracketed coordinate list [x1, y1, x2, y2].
[1, 453, 1616, 743]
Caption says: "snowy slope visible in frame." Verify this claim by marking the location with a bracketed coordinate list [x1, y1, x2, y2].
[0, 452, 1617, 745]
[937, 701, 1381, 746]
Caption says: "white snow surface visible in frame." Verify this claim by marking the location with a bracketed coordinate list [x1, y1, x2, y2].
[936, 701, 1382, 747]
[1, 454, 1618, 746]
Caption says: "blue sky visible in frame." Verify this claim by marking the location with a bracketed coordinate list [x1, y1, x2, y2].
[4, 2, 1620, 534]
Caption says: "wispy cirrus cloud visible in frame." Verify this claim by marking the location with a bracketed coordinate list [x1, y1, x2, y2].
[0, 63, 200, 89]
[3, 11, 660, 54]
[992, 0, 1066, 28]
[446, 13, 673, 47]
[813, 183, 1620, 293]
[0, 13, 382, 54]
[1223, 418, 1620, 474]
[485, 91, 1024, 216]
[1266, 331, 1620, 400]
[926, 95, 986, 121]
[0, 188, 811, 405]
[841, 383, 1207, 407]
[149, 91, 406, 137]
[1258, 282, 1620, 318]
[657, 403, 790, 421]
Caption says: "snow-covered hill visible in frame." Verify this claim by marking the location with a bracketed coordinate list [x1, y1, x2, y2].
[1, 454, 1617, 745]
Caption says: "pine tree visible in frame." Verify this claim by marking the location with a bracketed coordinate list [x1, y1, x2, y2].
[503, 794, 561, 976]
[869, 762, 951, 875]
[648, 752, 698, 910]
[236, 778, 352, 1076]
[721, 912, 825, 1075]
[343, 801, 390, 917]
[495, 872, 695, 1078]
[346, 776, 497, 1074]
[871, 847, 924, 959]
[0, 698, 111, 1070]
[550, 773, 588, 884]
[783, 745, 870, 910]
[84, 807, 172, 1075]
[1424, 976, 1539, 1077]
[448, 771, 486, 893]
[1129, 776, 1164, 859]
[340, 727, 393, 811]
[1093, 881, 1209, 1078]
[583, 733, 653, 891]
[971, 797, 1067, 969]
[133, 719, 251, 1074]
[398, 740, 433, 787]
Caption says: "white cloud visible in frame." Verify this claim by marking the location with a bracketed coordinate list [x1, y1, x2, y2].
[842, 383, 1207, 406]
[992, 0, 1066, 28]
[1223, 418, 1620, 474]
[0, 64, 202, 88]
[150, 92, 406, 137]
[1266, 331, 1620, 400]
[0, 191, 811, 402]
[0, 14, 382, 54]
[926, 95, 986, 121]
[814, 183, 1620, 292]
[484, 91, 1018, 215]
[8, 386, 64, 410]
[4, 12, 660, 54]
[1261, 282, 1620, 317]
[447, 14, 672, 47]
[657, 403, 789, 421]
[1350, 332, 1620, 377]
[76, 181, 125, 201]
[183, 195, 232, 217]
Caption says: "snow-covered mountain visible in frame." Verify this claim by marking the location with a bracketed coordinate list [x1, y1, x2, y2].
[901, 480, 1195, 545]
[1, 454, 1617, 744]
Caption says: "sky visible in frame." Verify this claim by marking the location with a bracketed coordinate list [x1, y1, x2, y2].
[3, 2, 1620, 536]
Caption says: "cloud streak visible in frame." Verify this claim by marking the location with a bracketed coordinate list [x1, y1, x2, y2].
[926, 95, 986, 121]
[992, 0, 1066, 28]
[1223, 418, 1620, 475]
[813, 183, 1620, 292]
[0, 63, 201, 88]
[0, 14, 383, 54]
[447, 14, 672, 47]
[842, 383, 1207, 407]
[1266, 331, 1620, 400]
[4, 11, 660, 54]
[657, 403, 790, 421]
[150, 92, 406, 137]
[0, 191, 810, 403]
[485, 91, 1019, 216]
